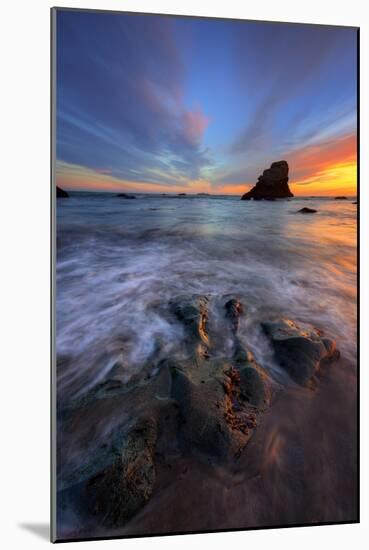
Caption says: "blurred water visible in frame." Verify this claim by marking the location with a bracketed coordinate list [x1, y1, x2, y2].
[56, 193, 357, 402]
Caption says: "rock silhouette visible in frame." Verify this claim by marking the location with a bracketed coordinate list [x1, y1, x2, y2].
[57, 186, 69, 198]
[241, 161, 293, 200]
[117, 193, 136, 199]
[298, 207, 317, 214]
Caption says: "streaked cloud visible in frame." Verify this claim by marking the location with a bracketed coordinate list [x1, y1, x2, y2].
[56, 11, 357, 195]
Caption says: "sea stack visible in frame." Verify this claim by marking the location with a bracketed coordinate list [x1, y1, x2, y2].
[241, 160, 293, 200]
[56, 186, 69, 198]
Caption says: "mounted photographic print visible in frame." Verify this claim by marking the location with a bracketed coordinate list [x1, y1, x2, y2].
[51, 7, 359, 542]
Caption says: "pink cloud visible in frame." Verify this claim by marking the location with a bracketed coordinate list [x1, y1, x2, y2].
[182, 108, 210, 145]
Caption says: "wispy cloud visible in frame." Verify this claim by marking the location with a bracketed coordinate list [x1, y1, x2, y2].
[56, 12, 357, 195]
[57, 11, 212, 186]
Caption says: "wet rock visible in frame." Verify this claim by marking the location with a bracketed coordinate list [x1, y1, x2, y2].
[85, 418, 157, 527]
[168, 296, 273, 461]
[233, 342, 252, 365]
[229, 341, 272, 408]
[170, 355, 271, 462]
[116, 193, 136, 199]
[57, 363, 175, 528]
[57, 186, 69, 198]
[58, 417, 158, 528]
[297, 207, 317, 214]
[335, 196, 348, 200]
[241, 161, 293, 200]
[261, 319, 338, 385]
[238, 364, 269, 408]
[169, 295, 209, 357]
[59, 295, 343, 532]
[171, 359, 251, 461]
[225, 298, 243, 333]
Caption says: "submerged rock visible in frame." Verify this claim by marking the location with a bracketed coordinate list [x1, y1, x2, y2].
[56, 186, 69, 198]
[241, 161, 293, 200]
[261, 319, 338, 385]
[297, 207, 317, 214]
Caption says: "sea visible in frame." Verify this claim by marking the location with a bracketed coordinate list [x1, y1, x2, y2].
[56, 192, 357, 403]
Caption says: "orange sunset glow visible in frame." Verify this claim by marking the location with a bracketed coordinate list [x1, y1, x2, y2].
[56, 132, 357, 197]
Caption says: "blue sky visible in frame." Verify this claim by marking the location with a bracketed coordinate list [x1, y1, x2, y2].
[56, 10, 357, 194]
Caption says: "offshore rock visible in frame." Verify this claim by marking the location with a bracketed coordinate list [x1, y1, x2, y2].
[116, 193, 136, 199]
[241, 160, 293, 200]
[298, 207, 317, 214]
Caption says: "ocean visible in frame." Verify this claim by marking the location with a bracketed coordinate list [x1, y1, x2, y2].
[56, 193, 357, 404]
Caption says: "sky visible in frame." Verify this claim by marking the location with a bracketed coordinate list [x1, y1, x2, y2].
[55, 10, 358, 196]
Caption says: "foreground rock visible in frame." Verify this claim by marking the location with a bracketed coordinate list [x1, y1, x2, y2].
[56, 186, 69, 198]
[297, 207, 317, 214]
[86, 418, 157, 526]
[57, 295, 339, 533]
[57, 363, 172, 528]
[59, 417, 157, 528]
[225, 298, 243, 333]
[169, 294, 209, 359]
[171, 356, 271, 462]
[262, 319, 338, 385]
[169, 295, 272, 462]
[241, 161, 293, 200]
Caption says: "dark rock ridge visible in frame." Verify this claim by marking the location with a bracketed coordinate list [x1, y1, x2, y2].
[57, 294, 339, 533]
[56, 186, 69, 198]
[117, 193, 136, 199]
[335, 196, 347, 200]
[297, 207, 317, 214]
[241, 160, 293, 200]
